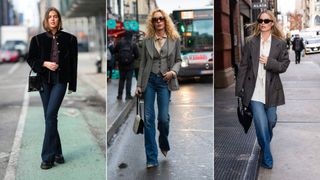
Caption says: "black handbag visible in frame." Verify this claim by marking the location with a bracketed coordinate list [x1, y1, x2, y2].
[237, 96, 253, 133]
[28, 65, 42, 92]
[133, 97, 144, 134]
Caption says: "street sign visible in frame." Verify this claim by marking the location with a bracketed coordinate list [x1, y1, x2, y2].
[252, 2, 268, 9]
[107, 19, 116, 29]
[123, 20, 139, 31]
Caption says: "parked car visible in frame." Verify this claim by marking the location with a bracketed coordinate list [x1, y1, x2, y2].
[304, 38, 320, 55]
[0, 44, 21, 63]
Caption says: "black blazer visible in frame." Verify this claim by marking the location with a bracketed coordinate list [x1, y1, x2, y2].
[235, 35, 290, 108]
[27, 31, 78, 92]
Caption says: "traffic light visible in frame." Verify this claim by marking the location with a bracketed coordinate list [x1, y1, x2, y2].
[180, 24, 185, 33]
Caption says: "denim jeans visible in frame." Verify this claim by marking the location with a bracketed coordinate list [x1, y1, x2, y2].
[250, 101, 277, 168]
[144, 73, 170, 165]
[39, 82, 67, 162]
[118, 69, 133, 97]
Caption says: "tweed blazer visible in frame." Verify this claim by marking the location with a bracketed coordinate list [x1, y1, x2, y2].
[137, 37, 182, 92]
[235, 35, 290, 108]
[27, 31, 78, 92]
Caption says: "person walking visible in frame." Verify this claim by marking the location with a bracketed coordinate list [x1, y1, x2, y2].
[135, 9, 182, 168]
[134, 38, 143, 81]
[235, 10, 290, 169]
[107, 38, 115, 82]
[27, 7, 78, 170]
[292, 34, 304, 64]
[115, 31, 139, 100]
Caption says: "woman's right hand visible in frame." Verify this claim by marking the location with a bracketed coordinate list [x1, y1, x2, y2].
[43, 61, 59, 71]
[135, 87, 142, 97]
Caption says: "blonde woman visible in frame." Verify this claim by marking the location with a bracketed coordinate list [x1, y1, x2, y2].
[235, 10, 290, 169]
[135, 9, 181, 168]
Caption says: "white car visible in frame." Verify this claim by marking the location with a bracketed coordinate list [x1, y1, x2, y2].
[304, 38, 320, 54]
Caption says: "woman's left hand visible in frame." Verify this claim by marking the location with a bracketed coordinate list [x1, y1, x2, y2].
[259, 55, 268, 65]
[163, 71, 175, 81]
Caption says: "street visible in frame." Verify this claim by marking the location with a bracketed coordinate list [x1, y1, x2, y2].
[107, 79, 213, 180]
[0, 62, 27, 179]
[0, 52, 106, 180]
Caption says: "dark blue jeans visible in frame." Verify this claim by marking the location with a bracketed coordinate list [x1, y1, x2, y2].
[144, 73, 170, 165]
[39, 82, 67, 162]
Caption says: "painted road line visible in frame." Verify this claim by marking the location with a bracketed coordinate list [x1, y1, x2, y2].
[8, 62, 21, 75]
[4, 84, 29, 180]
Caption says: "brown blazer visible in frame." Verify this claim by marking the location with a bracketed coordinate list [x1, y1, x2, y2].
[137, 37, 182, 92]
[235, 35, 290, 108]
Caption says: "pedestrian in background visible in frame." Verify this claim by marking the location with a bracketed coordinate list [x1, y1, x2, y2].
[235, 10, 290, 169]
[107, 37, 115, 82]
[27, 7, 78, 170]
[292, 34, 304, 64]
[115, 31, 139, 100]
[134, 38, 143, 81]
[135, 9, 182, 168]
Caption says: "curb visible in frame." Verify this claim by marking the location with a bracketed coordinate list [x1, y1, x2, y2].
[107, 99, 135, 145]
[243, 140, 261, 180]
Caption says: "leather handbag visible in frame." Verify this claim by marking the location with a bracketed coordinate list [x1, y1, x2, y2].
[133, 97, 144, 134]
[28, 64, 42, 92]
[237, 96, 252, 133]
[168, 77, 179, 91]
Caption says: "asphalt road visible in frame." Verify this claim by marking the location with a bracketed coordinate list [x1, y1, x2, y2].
[0, 62, 28, 180]
[107, 78, 213, 180]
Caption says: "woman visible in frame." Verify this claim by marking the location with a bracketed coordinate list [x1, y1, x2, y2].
[235, 10, 290, 169]
[27, 7, 78, 170]
[135, 9, 181, 168]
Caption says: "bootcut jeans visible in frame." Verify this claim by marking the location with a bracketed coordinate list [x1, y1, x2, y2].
[144, 72, 170, 166]
[250, 100, 277, 168]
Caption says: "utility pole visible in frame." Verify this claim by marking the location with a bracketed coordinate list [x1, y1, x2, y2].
[136, 0, 139, 23]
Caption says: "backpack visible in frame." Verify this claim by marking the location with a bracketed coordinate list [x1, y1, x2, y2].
[118, 40, 135, 66]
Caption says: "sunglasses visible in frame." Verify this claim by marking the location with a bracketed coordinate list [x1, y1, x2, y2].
[257, 19, 273, 24]
[152, 16, 165, 23]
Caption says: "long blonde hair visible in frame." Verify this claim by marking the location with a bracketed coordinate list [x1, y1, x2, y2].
[145, 9, 180, 40]
[246, 10, 284, 41]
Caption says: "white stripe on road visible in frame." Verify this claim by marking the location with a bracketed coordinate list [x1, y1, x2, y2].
[4, 84, 29, 180]
[8, 62, 21, 75]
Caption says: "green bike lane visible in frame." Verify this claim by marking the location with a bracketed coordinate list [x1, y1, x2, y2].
[14, 79, 106, 180]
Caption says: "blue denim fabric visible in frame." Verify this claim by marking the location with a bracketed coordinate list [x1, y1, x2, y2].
[250, 101, 277, 168]
[144, 73, 170, 165]
[39, 82, 67, 162]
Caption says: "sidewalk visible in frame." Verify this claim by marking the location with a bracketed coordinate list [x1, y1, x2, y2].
[215, 84, 260, 180]
[258, 52, 320, 179]
[106, 75, 136, 145]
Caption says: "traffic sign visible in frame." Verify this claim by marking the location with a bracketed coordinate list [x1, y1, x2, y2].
[252, 2, 268, 9]
[107, 19, 116, 29]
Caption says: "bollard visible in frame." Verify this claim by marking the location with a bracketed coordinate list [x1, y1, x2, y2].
[96, 56, 102, 73]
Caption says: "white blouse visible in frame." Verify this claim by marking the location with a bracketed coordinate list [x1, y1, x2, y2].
[251, 34, 271, 104]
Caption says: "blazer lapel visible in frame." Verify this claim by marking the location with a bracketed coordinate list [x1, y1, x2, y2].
[167, 39, 175, 56]
[145, 38, 154, 59]
[251, 36, 260, 78]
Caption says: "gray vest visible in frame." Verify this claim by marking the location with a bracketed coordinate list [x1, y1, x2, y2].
[151, 40, 169, 74]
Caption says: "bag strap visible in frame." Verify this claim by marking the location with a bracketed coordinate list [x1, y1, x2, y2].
[136, 96, 142, 116]
[136, 96, 139, 115]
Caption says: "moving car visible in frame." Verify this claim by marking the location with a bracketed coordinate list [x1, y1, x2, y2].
[304, 38, 320, 55]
